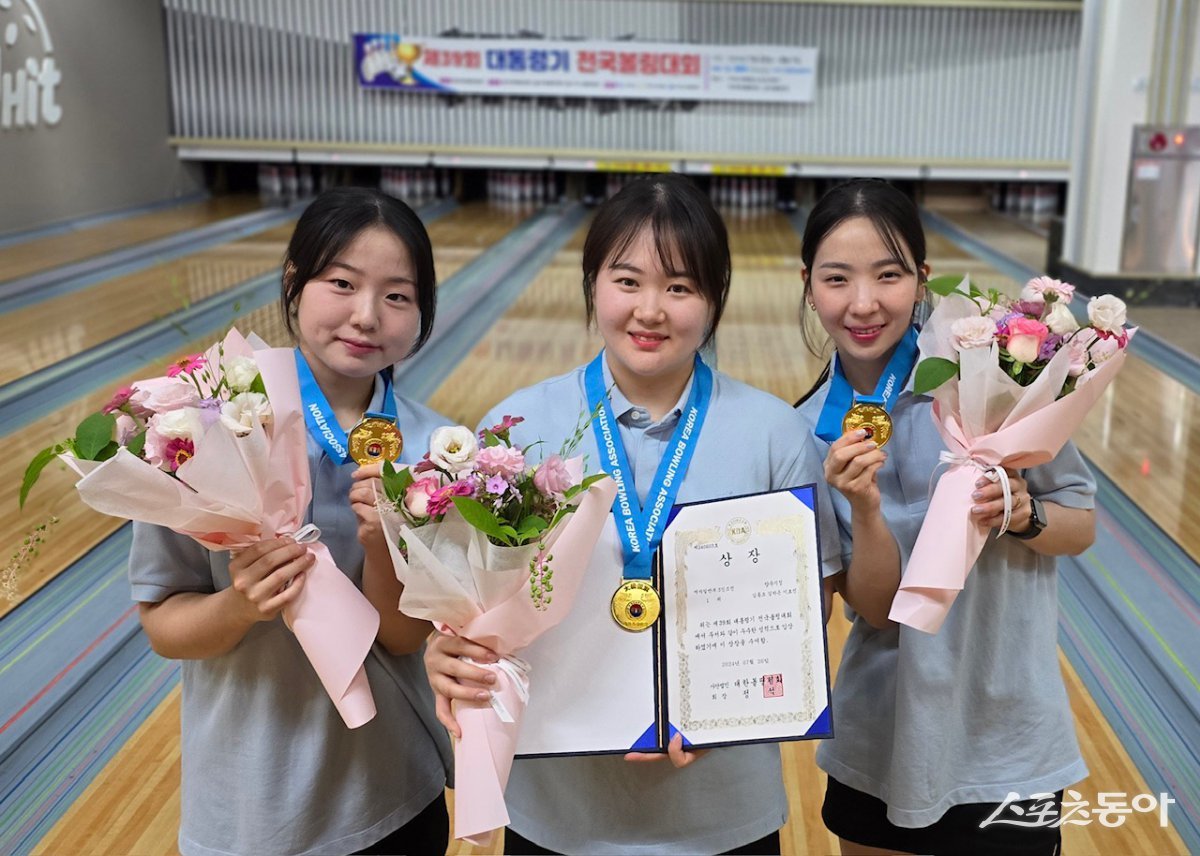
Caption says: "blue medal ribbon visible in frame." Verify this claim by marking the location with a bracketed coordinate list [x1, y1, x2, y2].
[585, 351, 713, 581]
[815, 326, 919, 443]
[295, 349, 397, 464]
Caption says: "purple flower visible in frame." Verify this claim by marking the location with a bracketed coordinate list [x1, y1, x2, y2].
[485, 474, 509, 496]
[1038, 333, 1064, 361]
[196, 397, 224, 429]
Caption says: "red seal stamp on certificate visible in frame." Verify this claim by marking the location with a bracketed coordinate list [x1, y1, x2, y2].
[763, 674, 784, 698]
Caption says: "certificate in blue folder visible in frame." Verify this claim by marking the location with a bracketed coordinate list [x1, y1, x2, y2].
[513, 485, 832, 757]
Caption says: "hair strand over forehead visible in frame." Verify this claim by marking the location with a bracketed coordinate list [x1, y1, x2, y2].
[581, 174, 731, 347]
[281, 186, 438, 357]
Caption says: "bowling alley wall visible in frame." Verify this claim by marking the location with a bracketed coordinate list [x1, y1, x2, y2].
[0, 0, 203, 234]
[163, 0, 1080, 169]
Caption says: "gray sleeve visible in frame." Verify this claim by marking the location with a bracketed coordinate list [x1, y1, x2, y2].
[128, 521, 216, 603]
[1026, 440, 1096, 510]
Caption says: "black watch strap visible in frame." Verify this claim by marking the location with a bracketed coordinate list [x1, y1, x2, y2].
[1009, 497, 1046, 540]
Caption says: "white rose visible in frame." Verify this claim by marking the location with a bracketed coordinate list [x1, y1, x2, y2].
[1044, 302, 1080, 335]
[151, 407, 205, 442]
[950, 316, 997, 351]
[224, 356, 260, 393]
[429, 425, 478, 473]
[1087, 294, 1127, 332]
[220, 392, 273, 436]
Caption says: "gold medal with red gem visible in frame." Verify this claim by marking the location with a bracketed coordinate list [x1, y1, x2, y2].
[610, 579, 661, 632]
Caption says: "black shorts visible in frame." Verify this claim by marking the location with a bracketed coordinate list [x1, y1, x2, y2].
[822, 776, 1062, 856]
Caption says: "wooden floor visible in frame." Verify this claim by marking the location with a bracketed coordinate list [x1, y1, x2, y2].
[10, 200, 1191, 855]
[0, 195, 263, 284]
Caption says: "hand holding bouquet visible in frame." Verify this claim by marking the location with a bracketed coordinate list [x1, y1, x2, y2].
[891, 276, 1134, 633]
[21, 330, 381, 727]
[375, 414, 616, 843]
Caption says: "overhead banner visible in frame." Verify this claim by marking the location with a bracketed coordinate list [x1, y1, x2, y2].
[355, 35, 817, 104]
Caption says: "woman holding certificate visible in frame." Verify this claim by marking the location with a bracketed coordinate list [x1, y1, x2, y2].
[794, 179, 1096, 856]
[425, 174, 844, 855]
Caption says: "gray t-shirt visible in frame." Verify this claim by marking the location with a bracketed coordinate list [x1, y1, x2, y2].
[482, 359, 827, 855]
[128, 381, 453, 856]
[797, 375, 1095, 829]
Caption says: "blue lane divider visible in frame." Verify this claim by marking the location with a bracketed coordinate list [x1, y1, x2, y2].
[1058, 464, 1200, 853]
[0, 200, 460, 439]
[398, 203, 588, 400]
[0, 203, 304, 314]
[0, 192, 210, 250]
[921, 209, 1200, 398]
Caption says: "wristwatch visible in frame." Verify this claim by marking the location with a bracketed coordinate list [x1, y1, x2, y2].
[1009, 497, 1046, 540]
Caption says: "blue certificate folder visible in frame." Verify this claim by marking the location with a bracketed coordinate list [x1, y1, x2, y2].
[513, 485, 833, 758]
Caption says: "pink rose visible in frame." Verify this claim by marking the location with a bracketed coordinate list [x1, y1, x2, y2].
[533, 454, 574, 498]
[134, 377, 201, 413]
[474, 445, 526, 478]
[115, 413, 139, 445]
[404, 475, 443, 518]
[1005, 317, 1049, 364]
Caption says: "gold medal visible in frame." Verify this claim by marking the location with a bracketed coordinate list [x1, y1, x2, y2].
[348, 417, 403, 466]
[842, 403, 893, 448]
[610, 580, 661, 632]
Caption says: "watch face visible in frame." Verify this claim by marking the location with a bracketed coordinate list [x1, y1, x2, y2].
[1030, 498, 1045, 529]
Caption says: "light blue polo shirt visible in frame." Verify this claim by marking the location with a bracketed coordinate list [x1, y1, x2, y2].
[796, 372, 1095, 829]
[128, 378, 453, 856]
[479, 356, 824, 855]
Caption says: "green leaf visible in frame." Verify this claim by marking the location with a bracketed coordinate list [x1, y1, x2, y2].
[380, 460, 415, 502]
[912, 357, 959, 395]
[94, 441, 121, 462]
[74, 412, 117, 460]
[579, 472, 608, 490]
[126, 430, 147, 459]
[481, 429, 502, 448]
[250, 374, 267, 395]
[561, 472, 609, 502]
[518, 515, 549, 534]
[450, 497, 513, 545]
[20, 446, 61, 509]
[924, 274, 967, 297]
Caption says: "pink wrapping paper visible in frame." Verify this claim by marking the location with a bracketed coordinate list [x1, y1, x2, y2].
[380, 470, 617, 842]
[64, 330, 380, 728]
[889, 300, 1132, 633]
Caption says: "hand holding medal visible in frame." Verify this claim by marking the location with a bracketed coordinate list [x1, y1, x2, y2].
[824, 426, 887, 513]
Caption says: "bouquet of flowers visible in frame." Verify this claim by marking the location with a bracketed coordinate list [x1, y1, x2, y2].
[21, 329, 381, 727]
[890, 275, 1134, 633]
[375, 414, 617, 844]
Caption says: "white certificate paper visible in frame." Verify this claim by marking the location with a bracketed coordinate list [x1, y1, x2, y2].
[661, 486, 831, 747]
